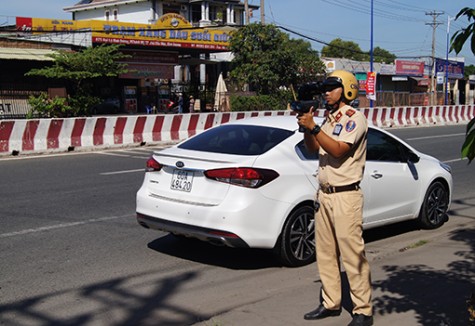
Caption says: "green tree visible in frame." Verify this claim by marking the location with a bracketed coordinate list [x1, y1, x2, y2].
[27, 92, 73, 119]
[450, 7, 475, 55]
[25, 44, 130, 117]
[321, 39, 396, 63]
[450, 7, 475, 163]
[288, 38, 326, 85]
[372, 46, 396, 63]
[465, 64, 475, 77]
[229, 23, 324, 95]
[321, 38, 367, 61]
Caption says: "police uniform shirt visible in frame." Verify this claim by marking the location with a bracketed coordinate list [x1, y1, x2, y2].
[318, 105, 368, 187]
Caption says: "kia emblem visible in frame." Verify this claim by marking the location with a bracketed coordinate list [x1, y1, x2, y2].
[176, 161, 185, 168]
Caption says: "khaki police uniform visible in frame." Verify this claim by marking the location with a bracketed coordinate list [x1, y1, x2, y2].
[316, 104, 372, 316]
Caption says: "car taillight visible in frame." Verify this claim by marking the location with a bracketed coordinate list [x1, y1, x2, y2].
[146, 157, 162, 172]
[204, 167, 279, 188]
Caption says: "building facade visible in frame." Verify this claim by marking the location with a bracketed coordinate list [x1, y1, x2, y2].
[0, 0, 258, 118]
[323, 57, 474, 107]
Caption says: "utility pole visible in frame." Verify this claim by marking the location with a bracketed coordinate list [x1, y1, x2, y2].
[425, 10, 443, 105]
[244, 0, 249, 25]
[260, 0, 265, 24]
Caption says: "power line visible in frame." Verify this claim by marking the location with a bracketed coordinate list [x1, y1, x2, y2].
[370, 0, 430, 13]
[320, 0, 425, 23]
[277, 24, 431, 60]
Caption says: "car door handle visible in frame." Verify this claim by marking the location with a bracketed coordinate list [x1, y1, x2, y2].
[371, 172, 383, 179]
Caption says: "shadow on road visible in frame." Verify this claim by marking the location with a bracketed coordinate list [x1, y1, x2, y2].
[2, 218, 473, 325]
[363, 220, 421, 243]
[1, 226, 473, 325]
[147, 234, 281, 269]
[372, 227, 475, 325]
[0, 268, 215, 325]
[146, 219, 428, 270]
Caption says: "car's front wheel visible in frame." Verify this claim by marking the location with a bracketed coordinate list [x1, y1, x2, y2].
[418, 181, 449, 229]
[277, 205, 316, 267]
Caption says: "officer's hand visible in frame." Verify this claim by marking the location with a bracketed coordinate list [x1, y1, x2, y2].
[297, 107, 315, 131]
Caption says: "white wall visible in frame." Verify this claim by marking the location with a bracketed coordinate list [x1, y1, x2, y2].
[73, 2, 152, 23]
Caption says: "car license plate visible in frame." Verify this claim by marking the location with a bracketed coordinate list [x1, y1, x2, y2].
[170, 169, 193, 192]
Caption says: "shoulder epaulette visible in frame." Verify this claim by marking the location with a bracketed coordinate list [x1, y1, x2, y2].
[346, 109, 356, 117]
[335, 112, 343, 122]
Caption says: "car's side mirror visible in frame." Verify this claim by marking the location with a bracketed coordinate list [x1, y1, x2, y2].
[407, 151, 420, 163]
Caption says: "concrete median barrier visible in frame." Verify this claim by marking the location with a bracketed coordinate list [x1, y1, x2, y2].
[0, 105, 474, 157]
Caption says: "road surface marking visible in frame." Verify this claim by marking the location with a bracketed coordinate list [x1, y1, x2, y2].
[0, 215, 130, 238]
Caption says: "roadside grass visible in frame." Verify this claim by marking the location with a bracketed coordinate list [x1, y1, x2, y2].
[399, 240, 429, 252]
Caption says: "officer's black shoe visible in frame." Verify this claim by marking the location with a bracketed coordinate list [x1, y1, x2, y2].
[348, 313, 374, 326]
[303, 305, 341, 320]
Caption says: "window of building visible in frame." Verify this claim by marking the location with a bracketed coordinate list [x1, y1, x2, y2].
[234, 9, 243, 25]
[209, 5, 226, 22]
[163, 3, 181, 15]
[191, 4, 201, 23]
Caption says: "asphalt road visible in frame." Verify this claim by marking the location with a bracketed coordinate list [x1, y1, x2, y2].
[0, 124, 473, 326]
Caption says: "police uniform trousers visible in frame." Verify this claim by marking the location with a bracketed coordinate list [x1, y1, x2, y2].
[316, 188, 373, 316]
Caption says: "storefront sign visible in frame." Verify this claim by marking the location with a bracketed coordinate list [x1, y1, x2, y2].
[366, 71, 376, 101]
[392, 76, 408, 81]
[435, 58, 464, 79]
[436, 72, 445, 85]
[355, 73, 367, 92]
[395, 60, 425, 76]
[119, 51, 176, 79]
[120, 64, 174, 79]
[325, 60, 336, 72]
[16, 14, 232, 51]
[121, 50, 178, 65]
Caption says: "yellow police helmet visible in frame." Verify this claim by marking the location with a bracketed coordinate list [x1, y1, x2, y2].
[324, 70, 359, 101]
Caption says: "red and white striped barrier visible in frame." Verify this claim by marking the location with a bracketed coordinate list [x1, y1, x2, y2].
[359, 105, 475, 128]
[0, 110, 291, 155]
[1, 105, 474, 156]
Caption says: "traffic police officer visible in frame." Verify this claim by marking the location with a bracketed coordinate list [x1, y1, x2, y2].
[297, 70, 373, 326]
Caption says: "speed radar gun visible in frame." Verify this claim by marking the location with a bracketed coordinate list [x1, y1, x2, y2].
[290, 82, 325, 132]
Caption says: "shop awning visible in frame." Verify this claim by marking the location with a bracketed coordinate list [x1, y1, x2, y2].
[0, 48, 56, 61]
[410, 76, 430, 86]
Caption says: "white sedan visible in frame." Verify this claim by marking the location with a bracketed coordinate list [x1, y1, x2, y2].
[136, 115, 452, 267]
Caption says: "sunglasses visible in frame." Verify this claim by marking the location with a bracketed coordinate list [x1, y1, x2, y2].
[323, 84, 342, 92]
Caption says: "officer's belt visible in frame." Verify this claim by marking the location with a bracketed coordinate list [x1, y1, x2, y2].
[320, 182, 360, 194]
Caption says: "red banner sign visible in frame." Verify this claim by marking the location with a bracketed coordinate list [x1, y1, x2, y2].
[366, 72, 376, 100]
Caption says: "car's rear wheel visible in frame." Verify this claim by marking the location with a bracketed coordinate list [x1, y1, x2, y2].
[418, 181, 449, 229]
[277, 205, 316, 267]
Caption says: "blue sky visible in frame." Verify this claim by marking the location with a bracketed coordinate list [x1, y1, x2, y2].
[1, 0, 474, 65]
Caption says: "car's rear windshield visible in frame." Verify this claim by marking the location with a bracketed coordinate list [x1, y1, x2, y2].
[178, 124, 294, 155]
